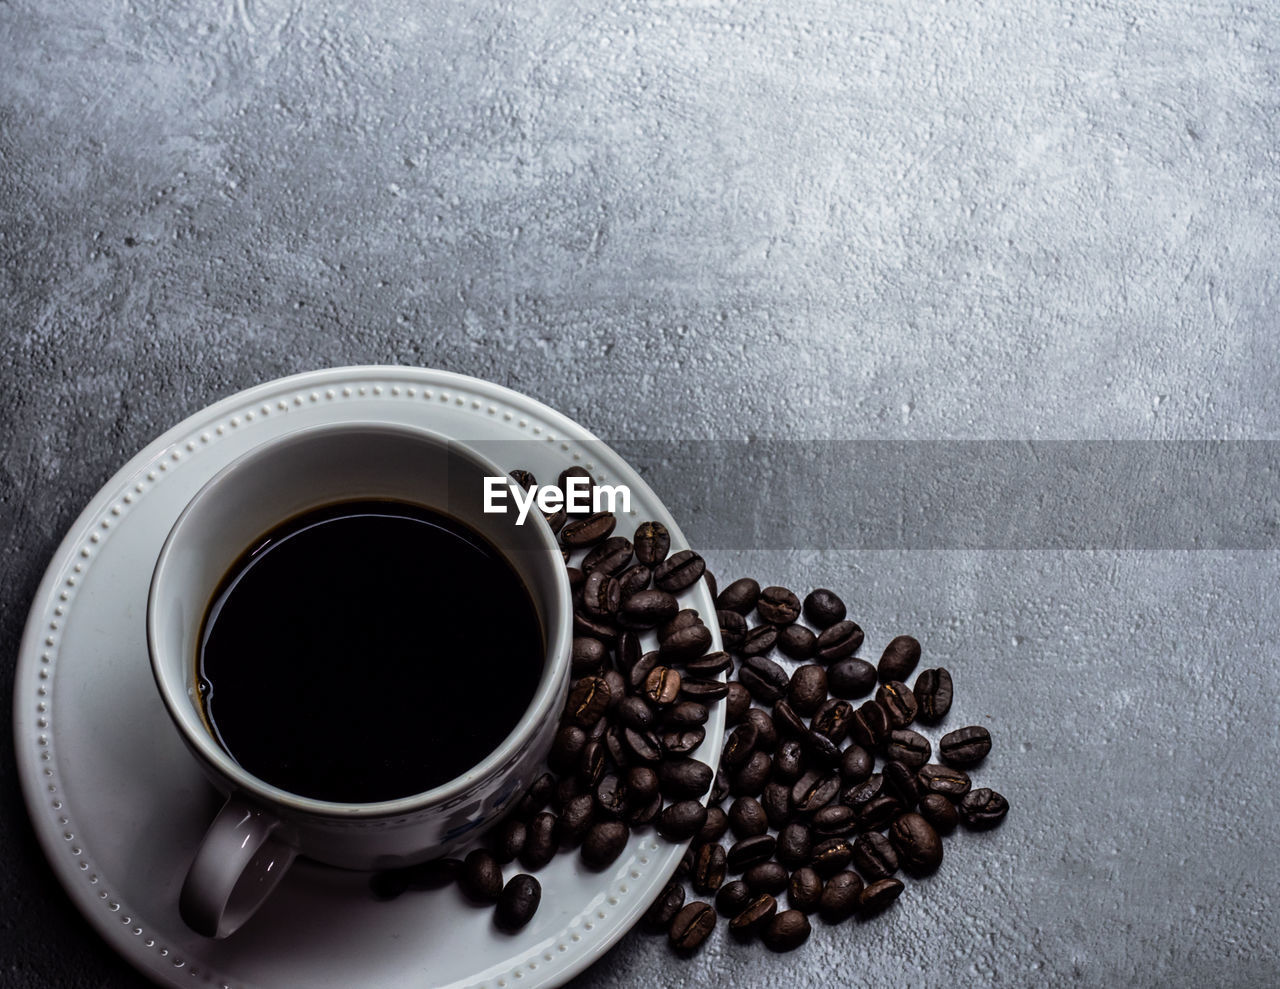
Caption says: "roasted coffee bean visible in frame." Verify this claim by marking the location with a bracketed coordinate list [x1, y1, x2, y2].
[812, 698, 854, 744]
[773, 738, 807, 782]
[740, 655, 790, 703]
[661, 727, 705, 756]
[762, 781, 794, 829]
[566, 566, 585, 593]
[685, 650, 733, 677]
[913, 667, 953, 723]
[698, 806, 729, 845]
[812, 804, 858, 838]
[616, 696, 656, 731]
[665, 700, 710, 727]
[623, 727, 662, 764]
[578, 738, 607, 785]
[654, 549, 706, 593]
[582, 536, 633, 576]
[918, 763, 971, 798]
[727, 834, 777, 872]
[643, 880, 686, 932]
[554, 774, 587, 810]
[761, 909, 810, 952]
[679, 677, 730, 702]
[859, 877, 905, 918]
[716, 577, 761, 614]
[630, 793, 663, 826]
[839, 744, 874, 784]
[739, 623, 778, 657]
[562, 511, 617, 548]
[803, 588, 847, 629]
[728, 797, 769, 838]
[843, 773, 884, 810]
[616, 562, 652, 599]
[571, 636, 608, 675]
[643, 666, 682, 706]
[627, 651, 661, 693]
[520, 812, 558, 870]
[508, 468, 537, 491]
[556, 794, 596, 848]
[878, 634, 921, 683]
[711, 771, 731, 803]
[549, 725, 588, 775]
[858, 795, 904, 832]
[730, 750, 772, 796]
[890, 812, 943, 875]
[744, 861, 789, 895]
[627, 766, 659, 803]
[811, 838, 853, 877]
[543, 504, 567, 534]
[566, 676, 611, 728]
[771, 699, 808, 739]
[818, 871, 863, 923]
[876, 681, 918, 729]
[720, 722, 759, 771]
[852, 832, 899, 880]
[815, 620, 864, 663]
[919, 793, 960, 834]
[494, 874, 541, 932]
[460, 849, 503, 904]
[788, 866, 824, 913]
[602, 670, 626, 710]
[675, 847, 695, 879]
[804, 731, 843, 768]
[572, 610, 621, 643]
[402, 856, 463, 891]
[777, 624, 817, 660]
[827, 657, 877, 699]
[757, 586, 801, 624]
[886, 729, 931, 769]
[492, 818, 528, 864]
[658, 800, 708, 841]
[882, 760, 920, 808]
[791, 771, 840, 814]
[959, 787, 1009, 829]
[581, 820, 629, 870]
[787, 665, 828, 716]
[692, 842, 727, 893]
[633, 521, 671, 565]
[604, 724, 627, 766]
[669, 901, 717, 954]
[595, 774, 628, 817]
[617, 630, 642, 673]
[581, 571, 621, 618]
[618, 588, 678, 630]
[659, 758, 714, 799]
[716, 879, 753, 917]
[730, 894, 778, 938]
[718, 609, 748, 650]
[850, 700, 890, 749]
[941, 726, 993, 768]
[659, 609, 703, 641]
[660, 624, 714, 665]
[744, 708, 779, 752]
[557, 466, 597, 513]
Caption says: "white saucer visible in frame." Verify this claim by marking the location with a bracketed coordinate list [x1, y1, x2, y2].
[13, 367, 725, 989]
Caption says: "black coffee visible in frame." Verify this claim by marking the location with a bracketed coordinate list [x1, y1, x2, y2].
[198, 500, 542, 803]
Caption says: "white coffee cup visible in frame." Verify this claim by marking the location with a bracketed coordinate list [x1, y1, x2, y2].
[147, 421, 572, 938]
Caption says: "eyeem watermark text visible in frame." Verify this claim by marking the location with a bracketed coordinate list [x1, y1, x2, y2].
[483, 476, 632, 524]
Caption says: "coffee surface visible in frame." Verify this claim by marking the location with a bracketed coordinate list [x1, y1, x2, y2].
[198, 500, 543, 803]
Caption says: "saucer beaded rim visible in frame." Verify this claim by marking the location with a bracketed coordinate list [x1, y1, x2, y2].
[13, 366, 726, 989]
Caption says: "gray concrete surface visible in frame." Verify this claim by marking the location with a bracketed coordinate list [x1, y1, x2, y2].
[2, 0, 1278, 986]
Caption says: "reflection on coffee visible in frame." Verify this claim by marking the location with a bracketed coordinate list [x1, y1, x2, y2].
[197, 500, 543, 804]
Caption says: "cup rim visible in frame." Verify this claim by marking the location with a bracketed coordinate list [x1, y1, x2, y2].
[147, 420, 573, 818]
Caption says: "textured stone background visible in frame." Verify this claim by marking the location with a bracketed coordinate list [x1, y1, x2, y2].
[2, 0, 1278, 986]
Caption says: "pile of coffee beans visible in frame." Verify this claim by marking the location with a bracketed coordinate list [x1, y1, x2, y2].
[371, 465, 1009, 954]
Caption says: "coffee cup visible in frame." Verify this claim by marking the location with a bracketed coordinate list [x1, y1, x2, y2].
[147, 421, 572, 938]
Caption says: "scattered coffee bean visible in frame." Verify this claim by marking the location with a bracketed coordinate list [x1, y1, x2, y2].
[628, 793, 663, 826]
[810, 838, 853, 877]
[615, 696, 655, 731]
[787, 665, 828, 716]
[800, 588, 844, 628]
[521, 812, 558, 870]
[721, 722, 760, 771]
[762, 781, 794, 829]
[885, 729, 931, 769]
[776, 821, 813, 868]
[757, 586, 801, 624]
[571, 636, 607, 675]
[565, 566, 585, 593]
[791, 771, 840, 815]
[773, 738, 807, 782]
[812, 698, 854, 744]
[858, 877, 904, 918]
[459, 849, 503, 904]
[508, 468, 537, 491]
[644, 666, 682, 706]
[744, 708, 779, 752]
[692, 842, 727, 893]
[633, 521, 671, 565]
[549, 724, 588, 775]
[711, 771, 731, 803]
[851, 699, 890, 749]
[812, 804, 858, 838]
[815, 620, 864, 663]
[882, 760, 920, 808]
[644, 880, 687, 932]
[494, 874, 541, 932]
[740, 655, 790, 703]
[618, 589, 679, 630]
[556, 793, 596, 848]
[876, 681, 918, 729]
[658, 800, 708, 841]
[827, 657, 877, 699]
[959, 787, 1009, 829]
[543, 504, 567, 534]
[626, 652, 661, 693]
[685, 649, 732, 677]
[718, 609, 748, 650]
[778, 624, 817, 660]
[918, 793, 960, 834]
[562, 511, 617, 548]
[716, 577, 761, 614]
[730, 750, 772, 797]
[838, 744, 874, 784]
[578, 738, 607, 784]
[492, 818, 527, 864]
[730, 894, 778, 938]
[858, 795, 904, 832]
[616, 562, 652, 598]
[802, 729, 841, 766]
[739, 624, 779, 657]
[851, 832, 899, 880]
[572, 609, 621, 643]
[654, 550, 706, 593]
[878, 635, 921, 683]
[728, 797, 769, 838]
[818, 870, 863, 923]
[788, 866, 824, 913]
[659, 758, 715, 799]
[912, 667, 953, 723]
[744, 861, 789, 895]
[679, 677, 730, 703]
[581, 820, 629, 870]
[761, 909, 811, 952]
[771, 698, 808, 739]
[669, 901, 717, 954]
[402, 857, 463, 891]
[698, 806, 729, 845]
[716, 879, 754, 917]
[566, 676, 611, 728]
[582, 536, 633, 576]
[890, 812, 943, 875]
[661, 727, 705, 756]
[595, 773, 628, 817]
[582, 571, 621, 617]
[918, 763, 971, 798]
[940, 726, 993, 768]
[627, 766, 659, 803]
[728, 834, 777, 872]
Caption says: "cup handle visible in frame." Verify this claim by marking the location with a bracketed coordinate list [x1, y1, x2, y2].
[179, 794, 298, 938]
